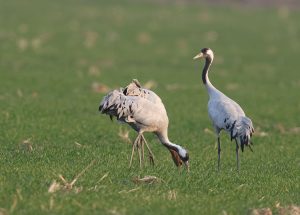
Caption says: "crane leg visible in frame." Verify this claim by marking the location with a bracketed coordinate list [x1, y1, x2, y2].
[137, 136, 142, 168]
[129, 134, 155, 168]
[141, 136, 145, 164]
[129, 134, 141, 168]
[217, 136, 221, 171]
[141, 135, 155, 166]
[235, 139, 240, 171]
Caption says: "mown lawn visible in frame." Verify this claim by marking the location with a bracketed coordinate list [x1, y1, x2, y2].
[0, 0, 300, 214]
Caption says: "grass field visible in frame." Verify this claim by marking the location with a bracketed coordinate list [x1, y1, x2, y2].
[1, 0, 300, 214]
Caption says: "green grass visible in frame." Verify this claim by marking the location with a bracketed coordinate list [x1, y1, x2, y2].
[1, 0, 300, 214]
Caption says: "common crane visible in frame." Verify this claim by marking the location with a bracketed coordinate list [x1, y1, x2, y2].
[99, 80, 190, 171]
[193, 48, 254, 171]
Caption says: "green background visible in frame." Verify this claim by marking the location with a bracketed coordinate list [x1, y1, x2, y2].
[1, 0, 299, 214]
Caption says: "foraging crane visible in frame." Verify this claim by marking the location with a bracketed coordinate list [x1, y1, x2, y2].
[99, 80, 189, 171]
[193, 48, 254, 171]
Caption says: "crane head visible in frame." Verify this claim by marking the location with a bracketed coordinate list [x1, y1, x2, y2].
[178, 148, 190, 172]
[193, 48, 214, 61]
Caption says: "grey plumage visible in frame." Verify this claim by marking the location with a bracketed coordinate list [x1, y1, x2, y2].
[99, 89, 138, 122]
[99, 80, 189, 170]
[123, 79, 162, 104]
[194, 48, 254, 171]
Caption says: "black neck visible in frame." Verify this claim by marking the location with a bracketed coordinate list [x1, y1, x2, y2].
[202, 57, 212, 84]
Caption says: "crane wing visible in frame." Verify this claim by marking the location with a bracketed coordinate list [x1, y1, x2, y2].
[208, 98, 254, 151]
[99, 89, 167, 127]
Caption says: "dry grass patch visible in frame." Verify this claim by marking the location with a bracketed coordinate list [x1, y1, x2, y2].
[132, 175, 164, 184]
[48, 160, 96, 193]
[19, 138, 33, 152]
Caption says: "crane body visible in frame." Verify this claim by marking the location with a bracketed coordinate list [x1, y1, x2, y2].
[99, 80, 189, 170]
[194, 48, 254, 171]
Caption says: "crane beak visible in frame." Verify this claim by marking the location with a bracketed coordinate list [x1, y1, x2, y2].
[184, 161, 190, 172]
[193, 53, 203, 60]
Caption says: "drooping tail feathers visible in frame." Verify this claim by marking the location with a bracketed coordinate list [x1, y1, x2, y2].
[230, 116, 254, 152]
[99, 89, 136, 121]
[99, 79, 164, 122]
